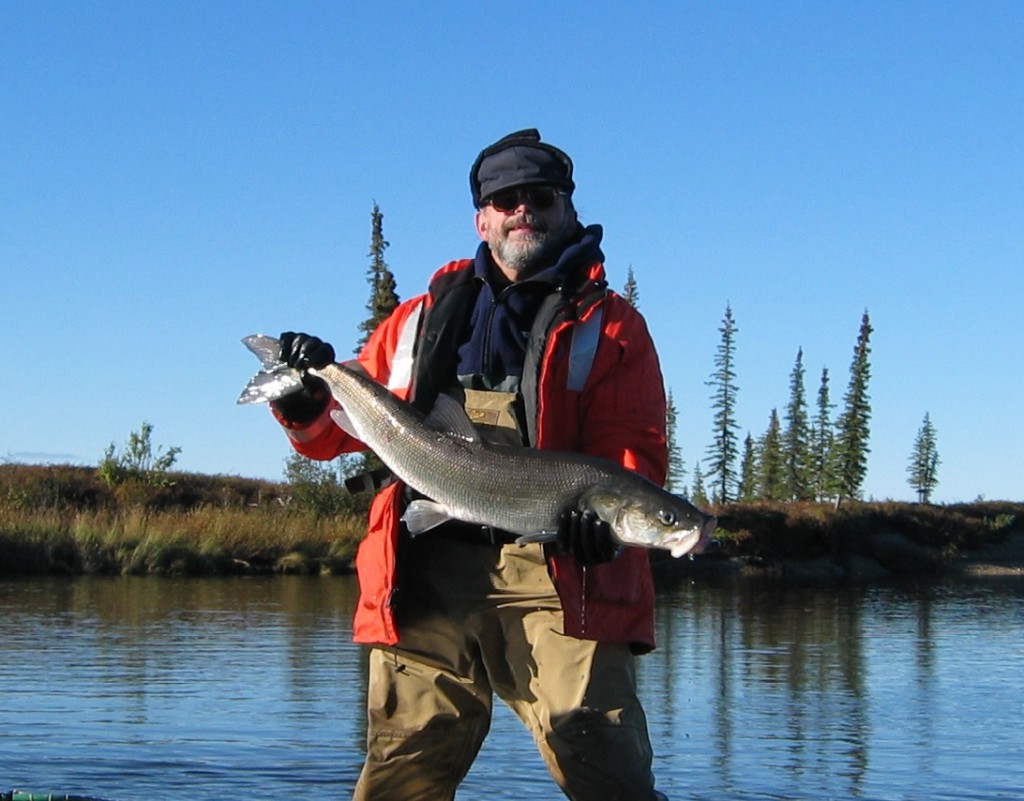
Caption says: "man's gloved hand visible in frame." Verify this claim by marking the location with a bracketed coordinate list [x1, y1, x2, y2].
[271, 331, 335, 423]
[279, 331, 335, 370]
[557, 509, 621, 565]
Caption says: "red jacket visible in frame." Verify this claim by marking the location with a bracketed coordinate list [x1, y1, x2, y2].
[275, 259, 668, 652]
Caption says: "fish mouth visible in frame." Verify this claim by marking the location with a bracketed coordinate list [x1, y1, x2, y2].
[666, 516, 718, 559]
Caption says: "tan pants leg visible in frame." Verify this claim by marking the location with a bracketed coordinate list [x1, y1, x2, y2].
[352, 539, 662, 801]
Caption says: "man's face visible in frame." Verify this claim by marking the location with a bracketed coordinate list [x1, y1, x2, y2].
[475, 185, 577, 280]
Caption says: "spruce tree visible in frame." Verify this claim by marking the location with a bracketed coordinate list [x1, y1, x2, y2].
[809, 367, 837, 502]
[833, 311, 873, 504]
[704, 304, 740, 503]
[738, 433, 757, 502]
[757, 408, 785, 501]
[350, 203, 401, 482]
[355, 201, 400, 354]
[907, 412, 940, 503]
[622, 265, 640, 309]
[783, 347, 812, 501]
[690, 463, 709, 507]
[665, 389, 686, 494]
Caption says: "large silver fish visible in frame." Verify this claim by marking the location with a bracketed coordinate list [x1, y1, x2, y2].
[238, 334, 716, 558]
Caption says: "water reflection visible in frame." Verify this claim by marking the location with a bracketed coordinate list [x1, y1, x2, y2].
[2, 576, 1022, 800]
[640, 578, 1023, 801]
[642, 581, 864, 798]
[1, 577, 366, 799]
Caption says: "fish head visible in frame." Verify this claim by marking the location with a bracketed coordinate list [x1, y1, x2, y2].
[586, 486, 718, 559]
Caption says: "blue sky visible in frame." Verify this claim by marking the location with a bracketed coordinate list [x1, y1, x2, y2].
[2, 2, 1021, 503]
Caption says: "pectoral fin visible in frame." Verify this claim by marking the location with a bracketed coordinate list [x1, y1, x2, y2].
[329, 409, 358, 439]
[402, 499, 456, 535]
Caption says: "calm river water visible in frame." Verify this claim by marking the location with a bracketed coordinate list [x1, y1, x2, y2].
[1, 574, 1021, 800]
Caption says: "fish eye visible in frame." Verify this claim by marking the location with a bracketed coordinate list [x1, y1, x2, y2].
[658, 510, 677, 526]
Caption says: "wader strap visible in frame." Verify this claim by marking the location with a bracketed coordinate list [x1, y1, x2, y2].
[521, 292, 606, 446]
[567, 307, 603, 392]
[521, 293, 568, 447]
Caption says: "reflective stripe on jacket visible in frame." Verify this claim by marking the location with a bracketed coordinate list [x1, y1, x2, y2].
[273, 258, 668, 652]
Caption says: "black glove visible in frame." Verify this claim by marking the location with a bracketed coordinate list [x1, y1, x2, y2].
[279, 331, 335, 370]
[557, 509, 620, 565]
[272, 331, 335, 423]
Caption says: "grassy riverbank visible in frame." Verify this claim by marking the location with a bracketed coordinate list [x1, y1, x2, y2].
[2, 464, 1021, 578]
[0, 464, 365, 576]
[679, 499, 1024, 580]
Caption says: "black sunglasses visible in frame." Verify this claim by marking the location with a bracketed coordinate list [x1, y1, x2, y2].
[484, 186, 564, 213]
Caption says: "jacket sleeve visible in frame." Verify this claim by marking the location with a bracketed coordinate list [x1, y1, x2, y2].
[270, 296, 426, 461]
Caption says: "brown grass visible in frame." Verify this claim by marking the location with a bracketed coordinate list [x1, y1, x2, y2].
[0, 465, 365, 576]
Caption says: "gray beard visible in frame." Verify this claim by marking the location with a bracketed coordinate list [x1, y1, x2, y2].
[494, 233, 554, 275]
[490, 217, 571, 277]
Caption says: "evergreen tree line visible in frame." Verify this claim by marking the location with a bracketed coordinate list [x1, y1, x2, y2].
[665, 302, 940, 506]
[695, 305, 876, 507]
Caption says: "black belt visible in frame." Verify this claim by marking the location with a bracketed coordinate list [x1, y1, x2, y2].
[432, 521, 520, 546]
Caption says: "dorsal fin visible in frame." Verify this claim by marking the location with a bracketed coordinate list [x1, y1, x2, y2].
[425, 393, 481, 444]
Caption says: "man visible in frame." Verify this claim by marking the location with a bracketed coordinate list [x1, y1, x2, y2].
[271, 129, 671, 801]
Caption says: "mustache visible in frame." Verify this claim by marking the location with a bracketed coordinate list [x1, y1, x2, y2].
[502, 214, 548, 234]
